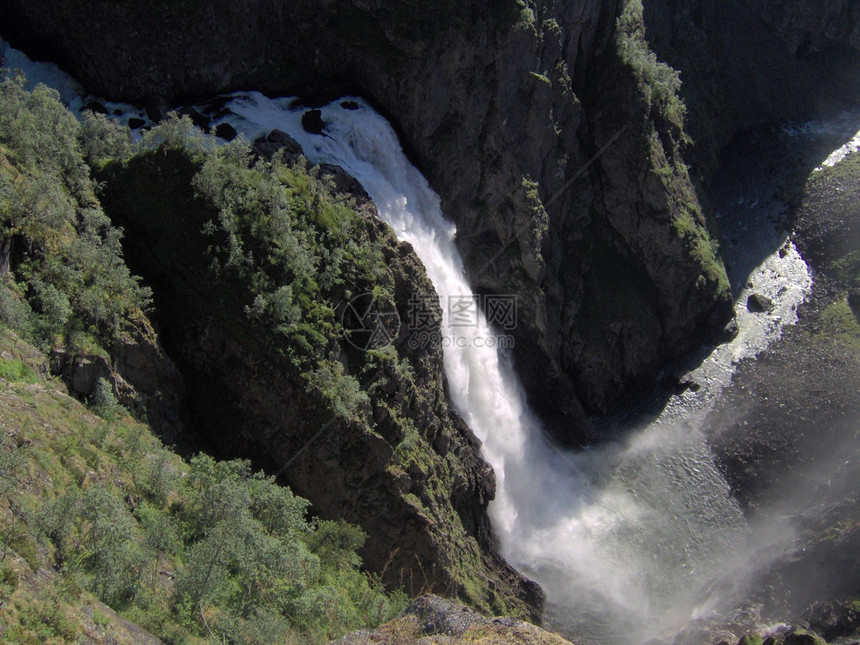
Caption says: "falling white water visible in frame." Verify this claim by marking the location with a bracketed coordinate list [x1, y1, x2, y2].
[0, 41, 819, 643]
[210, 94, 813, 644]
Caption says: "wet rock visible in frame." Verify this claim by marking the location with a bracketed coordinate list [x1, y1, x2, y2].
[197, 95, 231, 118]
[127, 117, 146, 129]
[807, 600, 860, 642]
[301, 109, 325, 135]
[340, 100, 359, 110]
[720, 317, 740, 341]
[252, 129, 303, 161]
[747, 293, 774, 313]
[178, 107, 209, 130]
[783, 628, 827, 645]
[144, 96, 170, 122]
[213, 122, 236, 141]
[83, 100, 108, 114]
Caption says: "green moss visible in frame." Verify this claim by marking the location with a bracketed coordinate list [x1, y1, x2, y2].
[671, 203, 730, 295]
[815, 298, 860, 352]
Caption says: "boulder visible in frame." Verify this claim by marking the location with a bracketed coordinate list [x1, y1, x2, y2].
[301, 108, 325, 135]
[747, 293, 775, 313]
[144, 95, 170, 122]
[253, 129, 303, 161]
[83, 100, 107, 114]
[783, 629, 827, 645]
[50, 349, 112, 399]
[213, 122, 237, 141]
[177, 107, 209, 130]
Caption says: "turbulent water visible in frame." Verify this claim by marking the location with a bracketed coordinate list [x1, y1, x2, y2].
[1, 40, 835, 644]
[210, 94, 814, 644]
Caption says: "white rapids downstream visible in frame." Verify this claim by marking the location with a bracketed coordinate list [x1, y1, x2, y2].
[1, 39, 827, 643]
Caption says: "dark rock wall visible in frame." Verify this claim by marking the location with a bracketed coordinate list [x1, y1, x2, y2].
[2, 1, 857, 440]
[642, 0, 860, 173]
[0, 0, 780, 442]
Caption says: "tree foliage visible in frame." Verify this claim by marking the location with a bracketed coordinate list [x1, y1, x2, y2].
[0, 76, 151, 355]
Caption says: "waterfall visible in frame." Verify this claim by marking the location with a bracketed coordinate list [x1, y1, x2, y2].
[212, 94, 812, 644]
[0, 37, 819, 640]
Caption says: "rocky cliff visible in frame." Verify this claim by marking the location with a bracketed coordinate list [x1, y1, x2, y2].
[0, 0, 807, 441]
[94, 139, 540, 619]
[642, 0, 860, 173]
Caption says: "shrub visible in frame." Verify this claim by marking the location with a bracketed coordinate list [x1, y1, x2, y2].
[616, 0, 686, 128]
[0, 75, 151, 356]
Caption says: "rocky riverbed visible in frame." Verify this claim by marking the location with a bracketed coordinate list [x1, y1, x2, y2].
[698, 132, 860, 643]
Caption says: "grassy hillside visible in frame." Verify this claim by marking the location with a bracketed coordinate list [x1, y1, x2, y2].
[0, 325, 405, 643]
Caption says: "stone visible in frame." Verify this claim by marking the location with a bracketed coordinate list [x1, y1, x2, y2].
[301, 108, 325, 135]
[213, 122, 237, 141]
[83, 100, 108, 114]
[49, 349, 112, 399]
[127, 117, 146, 129]
[144, 96, 170, 122]
[178, 107, 209, 130]
[747, 293, 774, 313]
[340, 100, 360, 110]
[252, 129, 303, 161]
[783, 628, 827, 645]
[720, 317, 740, 341]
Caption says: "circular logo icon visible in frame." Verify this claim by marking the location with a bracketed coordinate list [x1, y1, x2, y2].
[340, 293, 400, 351]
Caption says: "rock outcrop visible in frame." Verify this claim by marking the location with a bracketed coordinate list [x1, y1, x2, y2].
[642, 0, 860, 173]
[96, 146, 542, 619]
[335, 594, 574, 644]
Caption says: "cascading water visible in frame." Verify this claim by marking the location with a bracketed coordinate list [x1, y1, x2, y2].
[210, 94, 812, 644]
[2, 39, 828, 643]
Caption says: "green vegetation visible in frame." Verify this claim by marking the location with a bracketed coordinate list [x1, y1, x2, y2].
[0, 74, 533, 631]
[0, 358, 38, 383]
[815, 299, 860, 351]
[738, 635, 764, 645]
[0, 329, 406, 644]
[616, 0, 686, 130]
[0, 75, 151, 358]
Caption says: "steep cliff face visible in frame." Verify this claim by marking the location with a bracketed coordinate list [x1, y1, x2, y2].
[95, 144, 541, 619]
[642, 0, 860, 172]
[0, 0, 768, 441]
